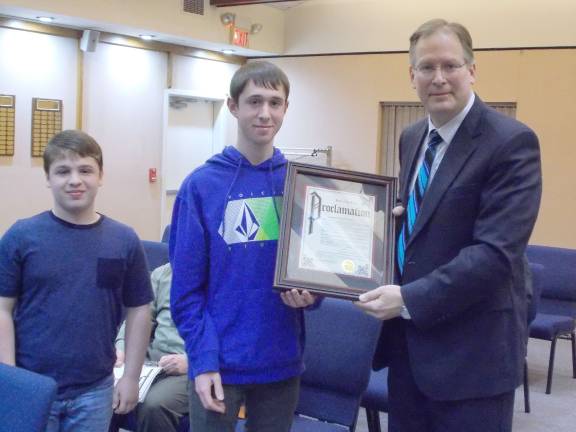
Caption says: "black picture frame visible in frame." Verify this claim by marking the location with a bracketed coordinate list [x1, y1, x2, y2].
[274, 162, 397, 300]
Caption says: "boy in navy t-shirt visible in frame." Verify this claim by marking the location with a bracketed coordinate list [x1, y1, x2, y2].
[0, 130, 153, 432]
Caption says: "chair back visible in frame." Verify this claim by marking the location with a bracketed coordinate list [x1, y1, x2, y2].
[161, 224, 171, 244]
[0, 364, 57, 432]
[141, 240, 169, 272]
[527, 262, 544, 324]
[526, 245, 576, 317]
[296, 298, 381, 429]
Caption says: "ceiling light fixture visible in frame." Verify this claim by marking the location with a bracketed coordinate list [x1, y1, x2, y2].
[222, 49, 236, 55]
[37, 16, 54, 23]
[139, 34, 155, 41]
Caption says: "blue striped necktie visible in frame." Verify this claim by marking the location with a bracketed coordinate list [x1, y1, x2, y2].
[397, 129, 443, 273]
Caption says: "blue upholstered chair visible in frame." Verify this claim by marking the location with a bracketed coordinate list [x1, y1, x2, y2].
[0, 363, 57, 432]
[523, 262, 544, 413]
[141, 240, 169, 272]
[361, 368, 389, 432]
[292, 298, 381, 431]
[526, 245, 576, 394]
[161, 224, 171, 243]
[235, 297, 381, 431]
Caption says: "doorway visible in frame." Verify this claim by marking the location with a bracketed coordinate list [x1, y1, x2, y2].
[160, 89, 234, 235]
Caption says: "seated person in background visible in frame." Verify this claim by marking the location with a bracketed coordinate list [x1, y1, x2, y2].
[115, 263, 188, 432]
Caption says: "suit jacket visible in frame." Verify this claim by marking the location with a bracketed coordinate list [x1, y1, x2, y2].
[373, 96, 542, 401]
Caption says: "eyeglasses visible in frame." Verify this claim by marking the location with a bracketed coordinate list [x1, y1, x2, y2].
[414, 62, 468, 78]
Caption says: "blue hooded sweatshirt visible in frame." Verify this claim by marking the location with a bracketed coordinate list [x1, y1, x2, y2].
[169, 146, 304, 384]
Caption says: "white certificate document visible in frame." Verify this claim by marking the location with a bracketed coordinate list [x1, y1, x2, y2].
[299, 186, 375, 278]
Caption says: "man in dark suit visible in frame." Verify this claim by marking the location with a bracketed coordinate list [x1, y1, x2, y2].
[356, 19, 542, 432]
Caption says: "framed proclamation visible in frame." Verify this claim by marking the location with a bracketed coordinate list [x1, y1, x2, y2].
[274, 162, 397, 300]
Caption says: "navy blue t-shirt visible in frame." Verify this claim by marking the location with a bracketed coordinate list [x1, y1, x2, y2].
[0, 211, 153, 399]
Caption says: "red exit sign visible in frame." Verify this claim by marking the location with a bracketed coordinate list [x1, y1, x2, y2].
[232, 27, 249, 48]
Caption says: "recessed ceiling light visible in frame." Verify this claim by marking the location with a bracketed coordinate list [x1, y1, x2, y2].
[139, 34, 155, 41]
[37, 16, 54, 23]
[222, 49, 236, 55]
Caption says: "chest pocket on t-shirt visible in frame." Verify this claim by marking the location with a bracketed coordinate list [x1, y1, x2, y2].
[97, 258, 126, 290]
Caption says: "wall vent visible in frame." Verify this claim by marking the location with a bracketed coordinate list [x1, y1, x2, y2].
[183, 0, 204, 15]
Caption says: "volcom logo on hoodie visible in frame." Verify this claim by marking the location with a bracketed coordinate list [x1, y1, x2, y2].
[219, 197, 282, 245]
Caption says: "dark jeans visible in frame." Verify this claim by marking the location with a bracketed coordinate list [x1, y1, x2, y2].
[189, 376, 300, 432]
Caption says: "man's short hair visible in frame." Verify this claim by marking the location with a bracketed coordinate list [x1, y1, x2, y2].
[43, 130, 103, 174]
[409, 19, 474, 66]
[229, 61, 290, 103]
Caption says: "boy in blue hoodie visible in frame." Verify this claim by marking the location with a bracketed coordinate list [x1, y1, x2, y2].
[169, 61, 316, 432]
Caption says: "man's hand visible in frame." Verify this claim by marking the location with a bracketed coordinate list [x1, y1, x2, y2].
[280, 289, 317, 308]
[195, 372, 225, 413]
[113, 376, 139, 414]
[355, 285, 404, 320]
[115, 349, 125, 368]
[159, 354, 188, 376]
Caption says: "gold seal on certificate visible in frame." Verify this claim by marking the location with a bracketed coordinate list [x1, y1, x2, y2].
[274, 162, 397, 300]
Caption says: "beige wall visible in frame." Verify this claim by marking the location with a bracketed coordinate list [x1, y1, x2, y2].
[285, 0, 576, 55]
[0, 27, 78, 233]
[82, 42, 167, 241]
[1, 21, 575, 248]
[0, 26, 241, 240]
[2, 1, 576, 56]
[270, 48, 576, 248]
